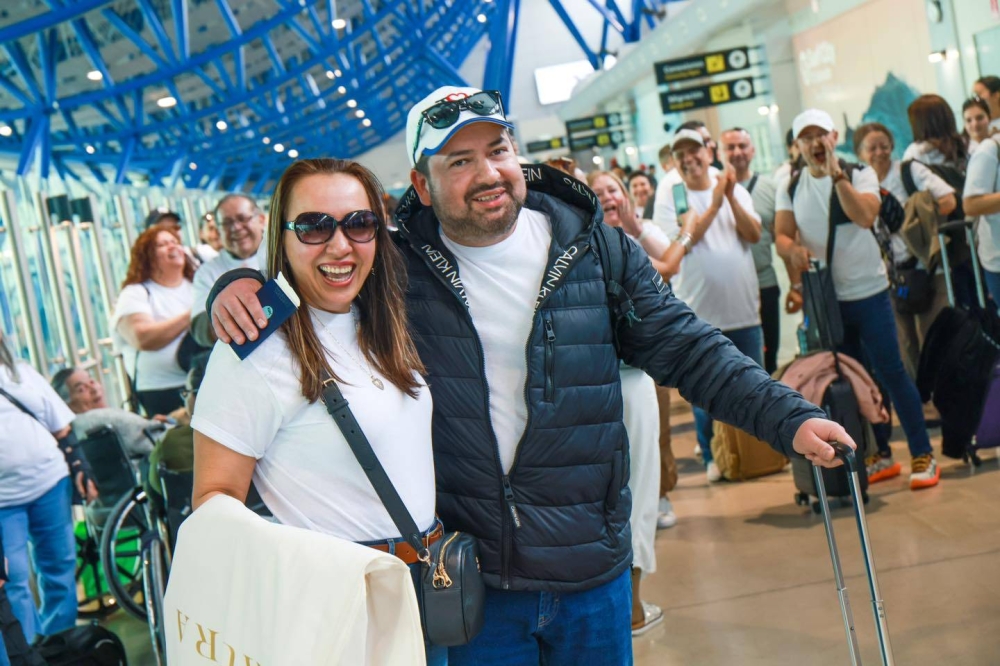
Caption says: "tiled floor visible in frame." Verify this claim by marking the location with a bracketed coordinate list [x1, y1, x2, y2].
[105, 391, 1000, 665]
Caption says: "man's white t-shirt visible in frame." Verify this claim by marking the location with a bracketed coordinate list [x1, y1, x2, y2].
[775, 167, 887, 302]
[191, 246, 265, 318]
[192, 309, 436, 541]
[652, 166, 719, 234]
[0, 362, 75, 507]
[965, 138, 1000, 272]
[111, 280, 193, 390]
[657, 177, 762, 331]
[879, 160, 954, 265]
[440, 207, 552, 474]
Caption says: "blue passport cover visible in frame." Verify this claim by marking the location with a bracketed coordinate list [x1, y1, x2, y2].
[229, 274, 299, 360]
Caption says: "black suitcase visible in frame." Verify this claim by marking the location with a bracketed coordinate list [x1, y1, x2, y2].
[33, 624, 127, 666]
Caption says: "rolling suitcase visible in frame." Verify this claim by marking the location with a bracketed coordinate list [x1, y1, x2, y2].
[920, 220, 1000, 464]
[793, 260, 871, 512]
[815, 441, 894, 665]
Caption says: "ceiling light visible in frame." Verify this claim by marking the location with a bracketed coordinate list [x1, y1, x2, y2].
[189, 162, 197, 170]
[274, 143, 285, 152]
[332, 18, 347, 29]
[288, 149, 299, 158]
[334, 69, 342, 77]
[347, 99, 357, 108]
[337, 85, 347, 94]
[216, 120, 228, 130]
[362, 118, 372, 127]
[592, 155, 603, 165]
[0, 125, 11, 137]
[157, 95, 177, 108]
[355, 109, 365, 118]
[757, 105, 770, 116]
[87, 70, 103, 81]
[85, 144, 95, 154]
[624, 146, 636, 155]
[326, 70, 335, 79]
[477, 13, 486, 23]
[262, 137, 271, 144]
[770, 103, 780, 113]
[927, 50, 946, 63]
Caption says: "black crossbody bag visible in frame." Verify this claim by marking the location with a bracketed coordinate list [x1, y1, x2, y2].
[318, 371, 485, 647]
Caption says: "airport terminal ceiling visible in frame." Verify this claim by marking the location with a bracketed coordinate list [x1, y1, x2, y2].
[0, 0, 672, 195]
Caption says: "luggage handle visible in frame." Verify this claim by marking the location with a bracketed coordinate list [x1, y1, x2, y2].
[815, 441, 895, 666]
[937, 222, 986, 309]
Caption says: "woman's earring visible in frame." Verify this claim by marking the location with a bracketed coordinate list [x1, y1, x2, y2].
[370, 261, 377, 276]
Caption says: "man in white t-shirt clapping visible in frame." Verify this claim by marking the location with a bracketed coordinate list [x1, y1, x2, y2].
[190, 194, 266, 347]
[659, 128, 763, 482]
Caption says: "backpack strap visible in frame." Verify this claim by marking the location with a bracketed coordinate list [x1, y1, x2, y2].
[592, 223, 641, 351]
[900, 159, 918, 197]
[746, 173, 759, 195]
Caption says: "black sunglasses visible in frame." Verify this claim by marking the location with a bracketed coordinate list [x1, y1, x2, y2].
[283, 210, 379, 244]
[412, 90, 504, 163]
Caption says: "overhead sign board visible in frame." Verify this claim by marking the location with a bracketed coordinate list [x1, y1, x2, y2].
[525, 137, 567, 154]
[565, 112, 625, 135]
[659, 78, 756, 113]
[568, 130, 623, 152]
[654, 47, 751, 85]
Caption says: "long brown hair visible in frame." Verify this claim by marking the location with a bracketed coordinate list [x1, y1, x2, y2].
[908, 94, 967, 167]
[121, 226, 195, 288]
[266, 158, 424, 402]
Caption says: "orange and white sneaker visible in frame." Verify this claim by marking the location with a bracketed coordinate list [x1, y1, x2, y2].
[910, 454, 941, 490]
[865, 454, 902, 483]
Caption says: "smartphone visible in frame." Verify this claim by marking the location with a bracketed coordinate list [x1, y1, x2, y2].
[672, 182, 689, 216]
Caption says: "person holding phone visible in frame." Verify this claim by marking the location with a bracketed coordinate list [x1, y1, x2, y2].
[657, 129, 764, 483]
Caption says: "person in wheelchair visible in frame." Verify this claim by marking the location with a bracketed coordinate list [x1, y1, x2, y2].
[145, 354, 205, 516]
[51, 367, 176, 460]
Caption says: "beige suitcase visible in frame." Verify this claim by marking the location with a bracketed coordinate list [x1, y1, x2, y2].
[711, 421, 788, 481]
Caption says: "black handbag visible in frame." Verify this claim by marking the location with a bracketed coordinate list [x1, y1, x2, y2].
[319, 372, 485, 647]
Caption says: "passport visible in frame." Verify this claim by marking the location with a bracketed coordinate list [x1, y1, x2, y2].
[229, 272, 301, 360]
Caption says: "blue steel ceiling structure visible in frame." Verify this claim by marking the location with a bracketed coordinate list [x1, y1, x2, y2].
[0, 0, 669, 194]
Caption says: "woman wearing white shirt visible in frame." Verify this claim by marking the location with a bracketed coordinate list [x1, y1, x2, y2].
[853, 122, 956, 379]
[0, 331, 96, 643]
[973, 76, 1000, 133]
[964, 132, 1000, 312]
[190, 159, 442, 664]
[111, 226, 194, 416]
[588, 170, 693, 637]
[963, 97, 992, 156]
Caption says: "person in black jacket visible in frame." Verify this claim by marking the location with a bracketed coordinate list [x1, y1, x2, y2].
[208, 86, 857, 665]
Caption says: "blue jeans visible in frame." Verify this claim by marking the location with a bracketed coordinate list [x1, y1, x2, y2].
[0, 631, 9, 666]
[448, 568, 632, 665]
[696, 326, 764, 464]
[838, 290, 931, 458]
[985, 269, 1000, 314]
[0, 477, 77, 643]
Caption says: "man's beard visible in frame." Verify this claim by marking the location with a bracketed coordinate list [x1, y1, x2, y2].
[432, 180, 525, 244]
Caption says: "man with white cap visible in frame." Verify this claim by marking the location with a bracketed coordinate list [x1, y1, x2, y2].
[209, 87, 863, 664]
[775, 108, 938, 490]
[657, 128, 764, 482]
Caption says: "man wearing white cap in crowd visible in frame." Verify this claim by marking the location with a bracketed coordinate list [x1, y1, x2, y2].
[775, 108, 939, 490]
[657, 128, 764, 482]
[209, 88, 862, 664]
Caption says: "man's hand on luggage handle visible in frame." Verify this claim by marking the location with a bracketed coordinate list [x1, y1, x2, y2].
[211, 278, 267, 345]
[793, 418, 856, 468]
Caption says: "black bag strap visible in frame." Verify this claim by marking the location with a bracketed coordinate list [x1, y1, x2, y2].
[592, 223, 641, 351]
[318, 370, 430, 562]
[746, 173, 759, 195]
[0, 386, 41, 423]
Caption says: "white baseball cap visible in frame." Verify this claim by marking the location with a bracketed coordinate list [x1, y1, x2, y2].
[792, 108, 836, 139]
[670, 128, 705, 150]
[406, 86, 514, 167]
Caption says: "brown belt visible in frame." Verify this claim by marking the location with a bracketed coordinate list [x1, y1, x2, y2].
[369, 524, 443, 565]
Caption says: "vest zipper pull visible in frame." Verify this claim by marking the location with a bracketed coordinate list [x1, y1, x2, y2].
[502, 476, 521, 529]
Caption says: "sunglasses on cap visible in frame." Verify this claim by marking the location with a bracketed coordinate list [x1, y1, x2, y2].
[412, 90, 505, 163]
[283, 210, 379, 244]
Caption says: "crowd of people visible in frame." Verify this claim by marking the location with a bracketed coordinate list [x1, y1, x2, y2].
[1, 75, 999, 664]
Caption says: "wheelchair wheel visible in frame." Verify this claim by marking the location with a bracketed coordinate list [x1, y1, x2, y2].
[99, 490, 150, 621]
[143, 538, 169, 666]
[75, 529, 118, 619]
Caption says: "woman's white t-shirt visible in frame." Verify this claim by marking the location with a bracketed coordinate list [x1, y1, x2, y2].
[657, 178, 762, 331]
[776, 167, 887, 302]
[879, 160, 954, 265]
[192, 309, 436, 542]
[111, 280, 193, 390]
[965, 138, 1000, 272]
[0, 362, 75, 507]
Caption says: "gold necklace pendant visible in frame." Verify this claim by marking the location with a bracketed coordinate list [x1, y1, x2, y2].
[372, 377, 385, 390]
